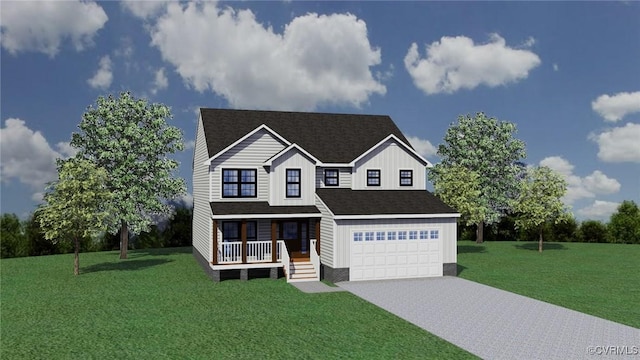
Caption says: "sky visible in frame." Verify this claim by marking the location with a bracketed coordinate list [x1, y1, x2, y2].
[1, 1, 639, 221]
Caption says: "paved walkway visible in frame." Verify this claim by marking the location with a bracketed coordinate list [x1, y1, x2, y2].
[290, 281, 346, 293]
[338, 277, 639, 360]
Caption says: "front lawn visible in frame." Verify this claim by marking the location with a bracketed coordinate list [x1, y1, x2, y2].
[1, 248, 475, 359]
[457, 241, 640, 328]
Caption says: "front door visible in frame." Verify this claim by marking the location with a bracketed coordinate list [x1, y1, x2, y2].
[281, 221, 309, 259]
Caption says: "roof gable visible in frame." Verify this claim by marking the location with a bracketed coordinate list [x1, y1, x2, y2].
[263, 143, 319, 166]
[200, 108, 415, 164]
[349, 134, 432, 167]
[204, 124, 289, 165]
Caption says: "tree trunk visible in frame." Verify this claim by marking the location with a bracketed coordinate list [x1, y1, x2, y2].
[120, 220, 128, 259]
[538, 226, 544, 253]
[74, 236, 80, 276]
[476, 221, 484, 243]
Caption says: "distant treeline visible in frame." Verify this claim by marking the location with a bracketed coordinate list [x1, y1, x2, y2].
[1, 206, 192, 259]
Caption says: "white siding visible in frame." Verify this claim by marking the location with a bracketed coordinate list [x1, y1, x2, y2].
[210, 129, 286, 201]
[315, 196, 335, 267]
[352, 139, 426, 190]
[269, 149, 316, 206]
[316, 167, 352, 188]
[192, 116, 212, 261]
[440, 218, 457, 264]
[334, 218, 455, 268]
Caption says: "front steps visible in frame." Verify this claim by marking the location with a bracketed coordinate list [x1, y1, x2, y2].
[287, 259, 319, 282]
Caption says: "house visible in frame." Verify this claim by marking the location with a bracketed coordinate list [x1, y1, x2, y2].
[192, 109, 460, 283]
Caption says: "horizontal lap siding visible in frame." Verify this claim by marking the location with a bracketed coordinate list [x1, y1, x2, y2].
[352, 140, 426, 190]
[210, 130, 286, 202]
[193, 116, 212, 261]
[315, 197, 335, 267]
[334, 218, 453, 268]
[316, 167, 352, 188]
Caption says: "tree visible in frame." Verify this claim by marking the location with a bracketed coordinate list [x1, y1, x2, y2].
[163, 206, 193, 247]
[512, 166, 569, 252]
[38, 159, 112, 275]
[608, 200, 640, 244]
[579, 220, 608, 243]
[430, 166, 486, 237]
[71, 92, 187, 259]
[1, 213, 28, 258]
[430, 112, 526, 243]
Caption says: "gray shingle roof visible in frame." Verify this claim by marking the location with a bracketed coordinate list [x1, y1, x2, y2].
[316, 189, 457, 216]
[200, 108, 413, 163]
[210, 202, 320, 216]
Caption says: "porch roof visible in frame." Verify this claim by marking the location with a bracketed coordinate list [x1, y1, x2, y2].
[210, 202, 321, 217]
[316, 189, 458, 216]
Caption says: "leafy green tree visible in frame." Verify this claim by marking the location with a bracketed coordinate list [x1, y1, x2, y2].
[431, 166, 486, 236]
[579, 220, 608, 243]
[24, 211, 58, 256]
[512, 166, 569, 252]
[162, 206, 193, 247]
[430, 112, 526, 243]
[38, 159, 112, 275]
[1, 213, 28, 258]
[71, 92, 186, 259]
[608, 200, 640, 244]
[549, 217, 578, 242]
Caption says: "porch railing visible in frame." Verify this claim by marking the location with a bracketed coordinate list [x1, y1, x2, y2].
[218, 241, 283, 264]
[279, 240, 290, 281]
[310, 239, 320, 281]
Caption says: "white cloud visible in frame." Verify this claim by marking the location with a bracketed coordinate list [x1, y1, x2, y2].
[179, 192, 193, 207]
[0, 0, 107, 57]
[87, 56, 113, 90]
[406, 136, 437, 158]
[0, 119, 74, 200]
[184, 139, 195, 150]
[539, 156, 621, 204]
[591, 91, 640, 122]
[553, 63, 559, 72]
[589, 123, 640, 163]
[149, 2, 385, 110]
[404, 34, 541, 95]
[521, 36, 536, 48]
[151, 68, 169, 94]
[121, 1, 168, 20]
[577, 200, 620, 220]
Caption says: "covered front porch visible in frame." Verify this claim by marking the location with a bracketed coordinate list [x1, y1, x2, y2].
[209, 202, 322, 282]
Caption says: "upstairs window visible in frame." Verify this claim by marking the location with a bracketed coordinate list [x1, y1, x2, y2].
[400, 170, 413, 186]
[286, 169, 301, 198]
[324, 169, 339, 186]
[367, 169, 381, 186]
[223, 169, 256, 198]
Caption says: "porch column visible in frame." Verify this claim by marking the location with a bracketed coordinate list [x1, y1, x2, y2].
[241, 220, 247, 264]
[315, 219, 320, 255]
[271, 220, 277, 263]
[212, 220, 218, 264]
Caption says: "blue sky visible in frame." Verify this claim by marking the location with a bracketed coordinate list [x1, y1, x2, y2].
[1, 1, 639, 221]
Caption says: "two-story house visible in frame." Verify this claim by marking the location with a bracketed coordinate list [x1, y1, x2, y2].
[192, 109, 460, 283]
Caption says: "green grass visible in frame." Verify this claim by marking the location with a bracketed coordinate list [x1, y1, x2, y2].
[457, 241, 640, 328]
[1, 248, 475, 359]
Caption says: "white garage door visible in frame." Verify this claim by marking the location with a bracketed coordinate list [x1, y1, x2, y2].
[350, 229, 443, 281]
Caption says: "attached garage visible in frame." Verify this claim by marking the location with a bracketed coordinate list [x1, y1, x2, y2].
[350, 228, 442, 281]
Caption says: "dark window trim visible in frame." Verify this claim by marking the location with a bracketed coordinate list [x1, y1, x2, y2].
[324, 169, 339, 187]
[222, 221, 257, 242]
[367, 169, 381, 187]
[399, 169, 413, 187]
[222, 169, 257, 198]
[286, 168, 301, 198]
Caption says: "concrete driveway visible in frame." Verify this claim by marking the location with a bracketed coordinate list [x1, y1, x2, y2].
[338, 277, 639, 360]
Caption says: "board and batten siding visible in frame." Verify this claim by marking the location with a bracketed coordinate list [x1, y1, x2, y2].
[333, 218, 456, 268]
[269, 149, 316, 206]
[352, 139, 426, 190]
[315, 196, 335, 267]
[210, 129, 286, 202]
[315, 167, 352, 188]
[192, 116, 212, 261]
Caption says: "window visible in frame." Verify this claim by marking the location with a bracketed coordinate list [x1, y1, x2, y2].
[398, 231, 407, 240]
[419, 230, 429, 240]
[353, 232, 363, 242]
[367, 169, 381, 186]
[365, 232, 375, 241]
[222, 221, 257, 242]
[387, 231, 396, 240]
[223, 169, 256, 198]
[430, 230, 439, 239]
[324, 169, 339, 186]
[376, 232, 385, 241]
[400, 170, 413, 186]
[286, 169, 301, 197]
[409, 231, 418, 240]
